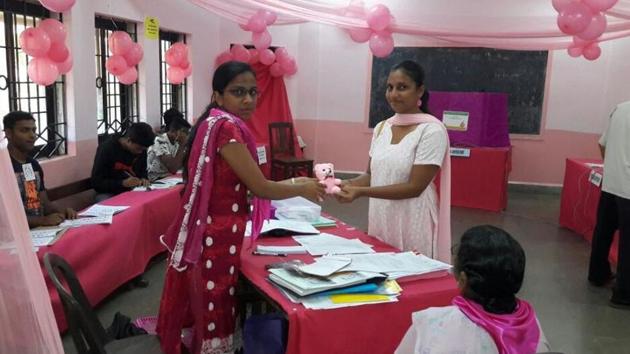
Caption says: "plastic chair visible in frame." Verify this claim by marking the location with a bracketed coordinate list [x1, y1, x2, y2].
[43, 253, 162, 354]
[268, 122, 313, 180]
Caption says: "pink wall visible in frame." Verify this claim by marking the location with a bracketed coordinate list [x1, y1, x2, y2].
[294, 120, 601, 185]
[40, 139, 98, 189]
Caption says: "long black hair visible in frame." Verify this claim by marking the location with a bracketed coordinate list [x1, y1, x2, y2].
[454, 225, 526, 314]
[182, 61, 256, 183]
[390, 60, 430, 114]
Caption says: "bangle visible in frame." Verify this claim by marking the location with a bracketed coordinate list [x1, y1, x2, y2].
[291, 177, 295, 185]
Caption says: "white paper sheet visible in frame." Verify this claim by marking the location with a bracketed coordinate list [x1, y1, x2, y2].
[342, 252, 452, 276]
[261, 219, 320, 235]
[59, 215, 113, 228]
[293, 233, 374, 256]
[79, 204, 129, 217]
[298, 256, 352, 277]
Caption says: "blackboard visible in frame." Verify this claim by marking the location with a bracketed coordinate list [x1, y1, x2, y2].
[368, 47, 548, 134]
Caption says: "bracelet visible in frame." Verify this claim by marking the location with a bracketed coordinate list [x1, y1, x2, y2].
[291, 177, 295, 185]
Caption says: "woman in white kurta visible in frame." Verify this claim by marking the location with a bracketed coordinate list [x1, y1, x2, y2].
[337, 60, 450, 259]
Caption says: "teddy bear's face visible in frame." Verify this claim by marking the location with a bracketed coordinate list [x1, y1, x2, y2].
[314, 163, 334, 179]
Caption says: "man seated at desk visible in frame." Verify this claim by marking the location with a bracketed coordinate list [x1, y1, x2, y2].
[3, 111, 77, 228]
[147, 113, 190, 181]
[91, 122, 155, 202]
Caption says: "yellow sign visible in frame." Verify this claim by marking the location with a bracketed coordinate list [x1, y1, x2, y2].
[144, 16, 159, 40]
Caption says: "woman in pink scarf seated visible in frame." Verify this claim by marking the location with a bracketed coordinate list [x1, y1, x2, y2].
[396, 225, 551, 354]
[156, 61, 325, 354]
[337, 60, 451, 262]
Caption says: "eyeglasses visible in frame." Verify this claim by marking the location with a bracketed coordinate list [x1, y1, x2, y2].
[226, 87, 259, 99]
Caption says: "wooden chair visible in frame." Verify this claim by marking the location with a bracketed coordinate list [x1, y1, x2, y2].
[268, 122, 313, 181]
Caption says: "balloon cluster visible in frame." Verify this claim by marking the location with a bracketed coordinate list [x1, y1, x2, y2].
[39, 0, 75, 12]
[105, 31, 143, 85]
[166, 42, 192, 84]
[239, 9, 277, 50]
[345, 1, 395, 58]
[216, 44, 297, 77]
[20, 19, 72, 86]
[554, 0, 619, 60]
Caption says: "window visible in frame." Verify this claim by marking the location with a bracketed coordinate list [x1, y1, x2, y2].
[159, 30, 187, 125]
[0, 0, 66, 158]
[95, 17, 138, 140]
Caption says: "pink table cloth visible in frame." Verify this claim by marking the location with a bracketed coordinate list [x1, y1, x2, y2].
[239, 217, 460, 354]
[37, 187, 182, 331]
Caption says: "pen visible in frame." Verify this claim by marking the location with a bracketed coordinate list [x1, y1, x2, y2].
[252, 251, 287, 257]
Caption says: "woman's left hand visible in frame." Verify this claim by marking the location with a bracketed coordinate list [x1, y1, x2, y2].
[335, 185, 361, 203]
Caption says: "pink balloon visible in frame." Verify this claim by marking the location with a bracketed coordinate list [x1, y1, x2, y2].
[252, 30, 272, 50]
[577, 12, 607, 40]
[19, 27, 51, 57]
[557, 2, 593, 35]
[280, 56, 296, 73]
[239, 23, 250, 31]
[180, 60, 190, 71]
[28, 58, 58, 86]
[369, 32, 394, 58]
[583, 43, 601, 60]
[552, 0, 573, 12]
[167, 67, 186, 84]
[38, 19, 66, 44]
[183, 64, 192, 77]
[248, 48, 260, 64]
[567, 46, 583, 57]
[573, 36, 592, 46]
[348, 27, 372, 43]
[583, 0, 618, 12]
[259, 10, 277, 25]
[105, 55, 129, 76]
[270, 62, 284, 77]
[259, 48, 276, 65]
[56, 54, 73, 74]
[275, 47, 289, 64]
[118, 67, 138, 85]
[124, 42, 144, 66]
[285, 61, 298, 76]
[47, 42, 69, 62]
[231, 44, 251, 63]
[39, 0, 75, 12]
[215, 51, 233, 67]
[247, 14, 267, 33]
[166, 42, 188, 67]
[108, 31, 132, 55]
[366, 4, 391, 32]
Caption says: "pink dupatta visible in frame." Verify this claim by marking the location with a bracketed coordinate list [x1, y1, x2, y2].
[161, 108, 270, 270]
[453, 296, 540, 354]
[388, 113, 452, 263]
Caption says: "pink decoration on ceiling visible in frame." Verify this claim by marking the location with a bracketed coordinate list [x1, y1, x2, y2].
[39, 0, 75, 13]
[20, 18, 73, 86]
[104, 31, 146, 85]
[553, 0, 619, 60]
[166, 42, 192, 85]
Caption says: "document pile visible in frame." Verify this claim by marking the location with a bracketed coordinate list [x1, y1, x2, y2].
[293, 233, 375, 256]
[78, 204, 129, 217]
[133, 176, 183, 191]
[30, 227, 67, 247]
[260, 219, 320, 236]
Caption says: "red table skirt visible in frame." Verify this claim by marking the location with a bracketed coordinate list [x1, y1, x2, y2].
[559, 158, 618, 264]
[437, 147, 511, 212]
[37, 187, 182, 331]
[240, 218, 459, 354]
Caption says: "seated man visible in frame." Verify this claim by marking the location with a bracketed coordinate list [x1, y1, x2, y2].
[3, 111, 77, 228]
[91, 122, 155, 201]
[147, 114, 190, 181]
[396, 225, 550, 354]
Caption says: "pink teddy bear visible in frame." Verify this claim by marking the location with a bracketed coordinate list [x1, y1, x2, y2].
[314, 163, 342, 194]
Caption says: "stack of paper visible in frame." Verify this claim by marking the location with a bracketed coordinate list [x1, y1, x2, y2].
[268, 268, 382, 297]
[255, 245, 307, 256]
[260, 219, 320, 236]
[293, 233, 375, 256]
[342, 252, 452, 279]
[133, 176, 183, 191]
[310, 216, 337, 228]
[79, 204, 129, 217]
[30, 227, 66, 247]
[60, 215, 113, 228]
[298, 256, 352, 277]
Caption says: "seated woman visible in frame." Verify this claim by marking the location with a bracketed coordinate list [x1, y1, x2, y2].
[396, 225, 550, 354]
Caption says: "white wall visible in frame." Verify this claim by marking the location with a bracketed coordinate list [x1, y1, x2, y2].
[42, 0, 223, 188]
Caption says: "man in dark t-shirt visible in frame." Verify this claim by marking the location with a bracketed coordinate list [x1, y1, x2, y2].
[91, 122, 155, 201]
[3, 111, 77, 228]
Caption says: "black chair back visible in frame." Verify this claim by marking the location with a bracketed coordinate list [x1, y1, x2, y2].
[44, 253, 109, 354]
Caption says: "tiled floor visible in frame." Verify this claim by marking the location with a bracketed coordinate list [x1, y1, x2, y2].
[62, 188, 630, 354]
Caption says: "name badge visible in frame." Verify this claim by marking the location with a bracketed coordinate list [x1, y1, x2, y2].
[450, 147, 471, 158]
[589, 170, 603, 187]
[22, 163, 36, 181]
[257, 146, 267, 165]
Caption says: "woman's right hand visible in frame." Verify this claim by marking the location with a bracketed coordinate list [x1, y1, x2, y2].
[298, 178, 326, 202]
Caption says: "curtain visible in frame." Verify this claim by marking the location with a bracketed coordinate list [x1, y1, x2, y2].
[188, 0, 630, 50]
[0, 141, 64, 354]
